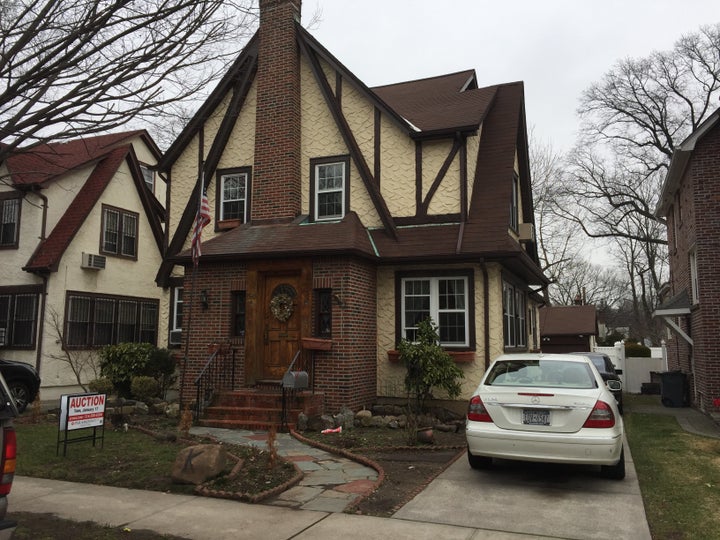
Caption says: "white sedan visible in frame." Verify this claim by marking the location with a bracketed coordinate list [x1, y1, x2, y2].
[466, 353, 625, 479]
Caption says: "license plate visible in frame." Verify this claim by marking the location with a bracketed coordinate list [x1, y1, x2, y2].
[523, 409, 550, 425]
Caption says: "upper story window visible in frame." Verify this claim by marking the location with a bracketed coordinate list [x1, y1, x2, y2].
[400, 275, 470, 347]
[510, 173, 519, 231]
[312, 156, 349, 222]
[690, 247, 699, 304]
[0, 196, 20, 249]
[140, 164, 154, 194]
[101, 205, 138, 259]
[218, 168, 251, 224]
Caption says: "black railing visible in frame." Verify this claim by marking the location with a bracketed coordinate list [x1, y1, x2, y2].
[193, 344, 236, 421]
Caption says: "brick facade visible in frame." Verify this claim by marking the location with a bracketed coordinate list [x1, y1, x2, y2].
[664, 120, 720, 412]
[253, 0, 302, 221]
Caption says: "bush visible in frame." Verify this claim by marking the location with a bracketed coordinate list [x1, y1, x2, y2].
[99, 343, 156, 397]
[131, 376, 160, 403]
[146, 348, 177, 399]
[625, 341, 651, 357]
[88, 377, 114, 396]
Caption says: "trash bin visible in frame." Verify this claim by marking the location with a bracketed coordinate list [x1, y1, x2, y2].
[659, 371, 687, 407]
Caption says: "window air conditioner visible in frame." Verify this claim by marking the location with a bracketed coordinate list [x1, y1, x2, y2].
[518, 223, 535, 242]
[81, 252, 106, 270]
[169, 330, 182, 346]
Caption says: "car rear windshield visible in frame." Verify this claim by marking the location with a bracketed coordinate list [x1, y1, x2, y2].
[485, 359, 598, 389]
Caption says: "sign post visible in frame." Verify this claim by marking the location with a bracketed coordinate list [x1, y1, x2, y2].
[57, 393, 106, 457]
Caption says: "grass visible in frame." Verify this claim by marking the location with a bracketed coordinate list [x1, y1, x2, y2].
[624, 393, 720, 539]
[13, 415, 295, 498]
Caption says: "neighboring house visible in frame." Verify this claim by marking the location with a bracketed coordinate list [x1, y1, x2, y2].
[158, 0, 547, 416]
[655, 107, 720, 413]
[539, 305, 598, 353]
[0, 131, 167, 402]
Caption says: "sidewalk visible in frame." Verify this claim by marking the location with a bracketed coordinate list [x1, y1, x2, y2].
[10, 403, 718, 539]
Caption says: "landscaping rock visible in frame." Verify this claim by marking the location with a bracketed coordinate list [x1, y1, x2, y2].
[171, 444, 227, 485]
[320, 414, 335, 429]
[356, 409, 372, 427]
[297, 412, 308, 431]
[165, 403, 180, 418]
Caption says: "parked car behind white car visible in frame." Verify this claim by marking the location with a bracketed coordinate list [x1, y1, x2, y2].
[466, 353, 625, 479]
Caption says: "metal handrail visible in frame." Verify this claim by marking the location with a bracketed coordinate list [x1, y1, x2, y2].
[193, 344, 236, 421]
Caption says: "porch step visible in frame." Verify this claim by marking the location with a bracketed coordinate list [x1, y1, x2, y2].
[199, 389, 324, 431]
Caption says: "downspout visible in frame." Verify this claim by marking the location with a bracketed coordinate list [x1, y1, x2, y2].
[32, 185, 48, 373]
[480, 262, 490, 370]
[33, 188, 49, 373]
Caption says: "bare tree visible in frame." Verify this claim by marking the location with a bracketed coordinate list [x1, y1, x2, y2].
[0, 0, 257, 159]
[46, 306, 99, 392]
[553, 23, 718, 341]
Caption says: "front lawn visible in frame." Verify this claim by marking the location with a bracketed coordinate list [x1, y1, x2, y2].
[624, 394, 720, 539]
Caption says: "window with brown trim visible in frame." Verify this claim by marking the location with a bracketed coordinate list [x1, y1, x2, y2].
[0, 196, 20, 249]
[231, 291, 246, 337]
[311, 156, 350, 222]
[0, 292, 38, 348]
[101, 205, 138, 259]
[65, 292, 158, 348]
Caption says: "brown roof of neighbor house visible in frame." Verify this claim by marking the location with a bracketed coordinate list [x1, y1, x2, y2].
[5, 131, 154, 186]
[540, 305, 598, 336]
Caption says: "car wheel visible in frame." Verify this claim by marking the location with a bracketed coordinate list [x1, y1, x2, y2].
[601, 447, 626, 480]
[467, 450, 492, 470]
[8, 380, 31, 413]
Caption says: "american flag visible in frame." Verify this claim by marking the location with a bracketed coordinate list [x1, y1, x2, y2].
[191, 191, 211, 266]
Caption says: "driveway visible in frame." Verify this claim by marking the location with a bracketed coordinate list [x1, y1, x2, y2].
[393, 441, 651, 539]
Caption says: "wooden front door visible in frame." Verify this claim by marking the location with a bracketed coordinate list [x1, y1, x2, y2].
[260, 273, 302, 380]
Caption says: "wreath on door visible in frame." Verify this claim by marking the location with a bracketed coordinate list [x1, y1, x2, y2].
[270, 293, 294, 322]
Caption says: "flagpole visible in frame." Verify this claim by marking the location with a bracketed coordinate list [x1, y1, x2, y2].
[180, 164, 205, 411]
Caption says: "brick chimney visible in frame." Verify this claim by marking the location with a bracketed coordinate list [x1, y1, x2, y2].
[253, 0, 302, 222]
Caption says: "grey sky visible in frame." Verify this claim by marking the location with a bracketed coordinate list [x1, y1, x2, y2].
[302, 0, 719, 152]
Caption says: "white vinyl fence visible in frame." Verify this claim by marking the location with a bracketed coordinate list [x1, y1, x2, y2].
[595, 342, 667, 394]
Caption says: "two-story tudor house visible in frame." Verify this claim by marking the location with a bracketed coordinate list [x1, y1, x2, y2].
[158, 0, 548, 417]
[655, 107, 720, 413]
[0, 131, 167, 402]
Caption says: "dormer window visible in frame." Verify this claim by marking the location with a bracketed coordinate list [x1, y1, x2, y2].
[0, 196, 20, 248]
[312, 156, 349, 221]
[101, 205, 138, 259]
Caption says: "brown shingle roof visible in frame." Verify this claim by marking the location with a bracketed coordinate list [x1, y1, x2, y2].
[372, 71, 497, 133]
[23, 147, 130, 273]
[6, 131, 148, 186]
[540, 305, 598, 336]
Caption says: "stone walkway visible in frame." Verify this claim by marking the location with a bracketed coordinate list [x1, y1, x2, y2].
[189, 426, 379, 512]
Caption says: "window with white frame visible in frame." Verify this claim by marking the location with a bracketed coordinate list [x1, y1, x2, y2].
[171, 287, 183, 333]
[690, 248, 699, 304]
[314, 159, 346, 221]
[510, 173, 519, 231]
[101, 205, 138, 258]
[401, 276, 469, 346]
[220, 172, 249, 222]
[140, 164, 154, 193]
[503, 280, 526, 349]
[0, 197, 20, 248]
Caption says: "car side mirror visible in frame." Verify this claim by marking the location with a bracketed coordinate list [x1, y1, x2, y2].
[607, 380, 622, 392]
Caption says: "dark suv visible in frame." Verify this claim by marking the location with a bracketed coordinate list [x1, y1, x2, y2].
[0, 359, 41, 413]
[572, 352, 623, 414]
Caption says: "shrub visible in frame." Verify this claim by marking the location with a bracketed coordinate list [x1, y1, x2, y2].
[99, 343, 156, 397]
[88, 377, 114, 396]
[131, 376, 160, 403]
[145, 348, 177, 399]
[625, 341, 651, 357]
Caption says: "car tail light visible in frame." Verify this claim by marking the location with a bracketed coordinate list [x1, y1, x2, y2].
[467, 396, 492, 422]
[583, 400, 615, 429]
[0, 426, 16, 496]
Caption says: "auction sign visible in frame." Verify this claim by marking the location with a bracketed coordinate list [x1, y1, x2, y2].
[57, 393, 106, 456]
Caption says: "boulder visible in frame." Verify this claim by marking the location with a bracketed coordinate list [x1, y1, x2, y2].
[356, 409, 372, 427]
[171, 444, 227, 485]
[297, 412, 308, 431]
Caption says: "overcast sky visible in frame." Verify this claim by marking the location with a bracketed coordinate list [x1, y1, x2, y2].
[302, 0, 719, 153]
